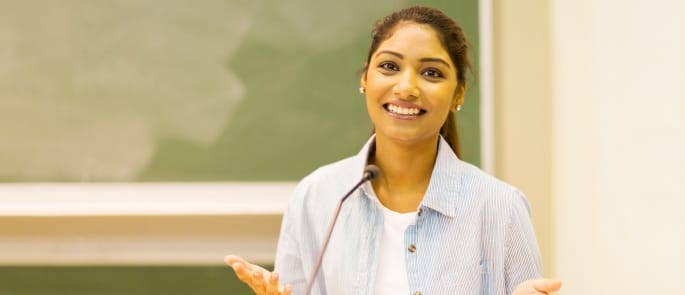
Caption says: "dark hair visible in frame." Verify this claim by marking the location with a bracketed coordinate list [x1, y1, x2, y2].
[363, 6, 473, 158]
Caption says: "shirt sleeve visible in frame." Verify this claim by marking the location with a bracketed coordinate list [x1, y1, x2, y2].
[504, 190, 543, 294]
[274, 180, 309, 294]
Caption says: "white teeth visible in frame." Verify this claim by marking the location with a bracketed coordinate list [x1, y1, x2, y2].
[387, 104, 420, 115]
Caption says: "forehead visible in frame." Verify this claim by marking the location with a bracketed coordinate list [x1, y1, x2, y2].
[375, 22, 453, 65]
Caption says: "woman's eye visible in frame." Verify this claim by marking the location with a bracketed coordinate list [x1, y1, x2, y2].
[423, 68, 444, 79]
[379, 62, 399, 71]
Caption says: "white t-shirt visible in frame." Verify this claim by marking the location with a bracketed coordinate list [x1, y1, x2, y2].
[365, 182, 418, 295]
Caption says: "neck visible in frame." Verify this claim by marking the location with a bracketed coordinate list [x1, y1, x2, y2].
[370, 133, 439, 213]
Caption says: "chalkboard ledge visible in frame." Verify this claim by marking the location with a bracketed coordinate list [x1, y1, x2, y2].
[0, 183, 296, 216]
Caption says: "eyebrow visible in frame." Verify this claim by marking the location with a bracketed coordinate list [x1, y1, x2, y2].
[375, 50, 451, 68]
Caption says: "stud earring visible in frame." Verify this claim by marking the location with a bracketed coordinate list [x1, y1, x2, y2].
[359, 87, 365, 94]
[457, 105, 462, 111]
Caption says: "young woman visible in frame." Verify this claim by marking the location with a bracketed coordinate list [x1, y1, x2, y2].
[226, 6, 561, 295]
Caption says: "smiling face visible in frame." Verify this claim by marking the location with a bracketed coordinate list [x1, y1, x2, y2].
[361, 22, 464, 146]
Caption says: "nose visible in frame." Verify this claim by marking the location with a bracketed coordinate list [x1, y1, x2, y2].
[392, 69, 420, 100]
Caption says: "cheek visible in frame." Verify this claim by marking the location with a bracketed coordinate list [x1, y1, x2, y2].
[365, 74, 393, 97]
[364, 94, 383, 123]
[424, 82, 457, 99]
[423, 85, 457, 109]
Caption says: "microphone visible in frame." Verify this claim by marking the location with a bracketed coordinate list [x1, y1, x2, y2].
[304, 164, 381, 295]
[363, 164, 381, 182]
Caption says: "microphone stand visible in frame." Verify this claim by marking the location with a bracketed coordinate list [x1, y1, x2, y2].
[304, 165, 380, 295]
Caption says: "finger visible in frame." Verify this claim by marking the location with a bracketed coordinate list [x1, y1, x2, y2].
[282, 284, 293, 295]
[227, 255, 269, 276]
[226, 255, 270, 274]
[252, 270, 267, 294]
[230, 262, 254, 285]
[224, 254, 245, 267]
[225, 255, 254, 275]
[251, 264, 270, 274]
[265, 272, 279, 294]
[532, 278, 562, 293]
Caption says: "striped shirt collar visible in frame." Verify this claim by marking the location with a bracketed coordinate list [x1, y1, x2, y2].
[353, 134, 464, 218]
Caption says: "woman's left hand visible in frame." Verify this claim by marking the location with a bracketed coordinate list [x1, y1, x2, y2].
[513, 278, 562, 295]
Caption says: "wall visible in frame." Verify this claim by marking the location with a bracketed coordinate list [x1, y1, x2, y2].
[495, 0, 685, 293]
[550, 0, 685, 293]
[493, 0, 553, 275]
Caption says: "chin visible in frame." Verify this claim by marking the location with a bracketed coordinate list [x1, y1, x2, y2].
[378, 128, 438, 145]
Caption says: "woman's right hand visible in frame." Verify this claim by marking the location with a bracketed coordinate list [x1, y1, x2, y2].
[225, 255, 293, 295]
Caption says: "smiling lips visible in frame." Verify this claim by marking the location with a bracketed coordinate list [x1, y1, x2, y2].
[383, 102, 427, 119]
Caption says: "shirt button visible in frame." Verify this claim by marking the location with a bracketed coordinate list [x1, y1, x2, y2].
[413, 291, 422, 295]
[408, 244, 416, 253]
[417, 208, 423, 216]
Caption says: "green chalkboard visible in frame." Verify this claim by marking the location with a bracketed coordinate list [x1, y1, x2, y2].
[0, 266, 261, 295]
[0, 0, 479, 182]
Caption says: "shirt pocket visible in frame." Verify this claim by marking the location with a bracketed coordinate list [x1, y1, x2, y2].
[439, 262, 484, 295]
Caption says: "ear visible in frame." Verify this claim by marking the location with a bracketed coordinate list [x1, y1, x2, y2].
[450, 84, 466, 112]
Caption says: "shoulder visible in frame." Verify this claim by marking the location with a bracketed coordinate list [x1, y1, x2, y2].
[455, 160, 532, 216]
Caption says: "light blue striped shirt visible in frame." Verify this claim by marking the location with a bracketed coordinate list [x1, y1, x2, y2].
[275, 136, 542, 294]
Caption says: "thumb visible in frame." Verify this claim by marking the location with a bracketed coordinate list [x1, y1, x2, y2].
[532, 278, 562, 293]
